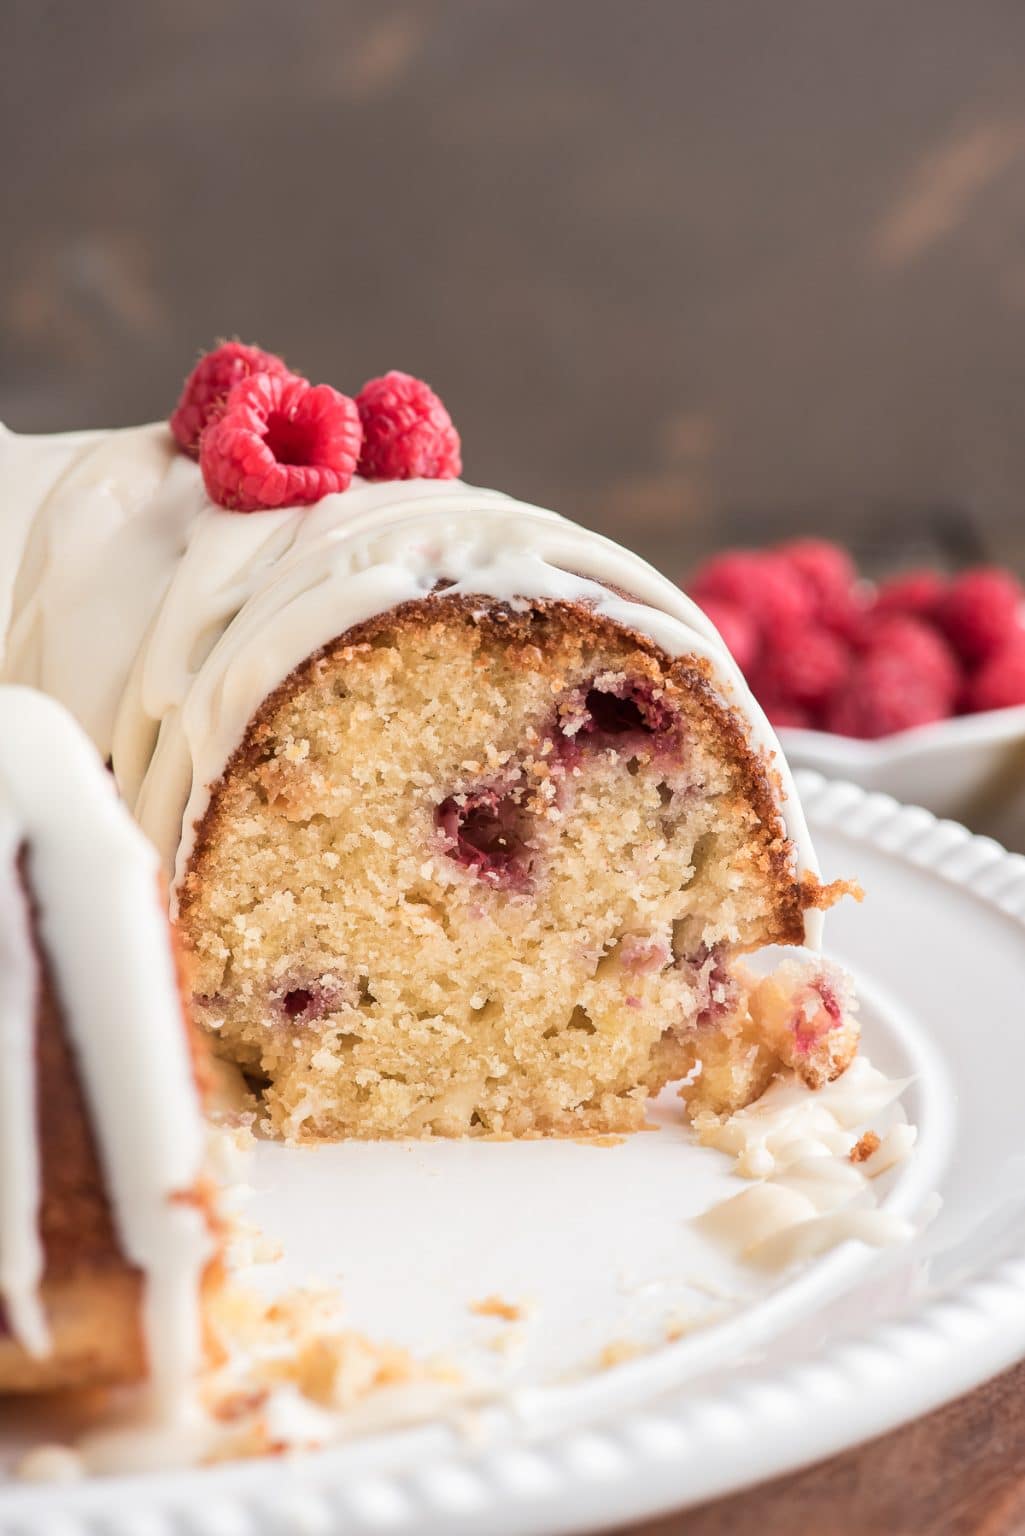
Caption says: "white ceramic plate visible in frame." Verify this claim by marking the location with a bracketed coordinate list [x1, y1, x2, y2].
[4, 770, 1025, 1536]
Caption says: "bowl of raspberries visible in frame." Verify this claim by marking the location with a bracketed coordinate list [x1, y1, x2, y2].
[687, 541, 1025, 821]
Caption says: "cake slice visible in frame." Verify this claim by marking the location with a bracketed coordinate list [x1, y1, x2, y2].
[0, 687, 220, 1402]
[179, 597, 844, 1140]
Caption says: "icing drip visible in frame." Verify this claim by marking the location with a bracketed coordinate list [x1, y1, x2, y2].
[0, 688, 210, 1418]
[693, 1057, 917, 1272]
[0, 423, 821, 942]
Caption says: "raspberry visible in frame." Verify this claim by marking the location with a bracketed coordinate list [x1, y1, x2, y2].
[356, 370, 461, 480]
[874, 568, 947, 621]
[761, 699, 813, 730]
[751, 624, 849, 711]
[821, 588, 875, 648]
[200, 373, 362, 512]
[861, 614, 960, 707]
[695, 596, 758, 673]
[963, 637, 1025, 713]
[170, 341, 292, 458]
[937, 567, 1023, 663]
[436, 786, 528, 886]
[776, 539, 872, 647]
[824, 652, 951, 739]
[619, 934, 671, 973]
[776, 539, 856, 617]
[690, 551, 813, 636]
[276, 977, 349, 1023]
[581, 679, 677, 738]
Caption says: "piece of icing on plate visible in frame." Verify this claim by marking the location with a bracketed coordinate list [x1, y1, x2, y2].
[692, 1057, 918, 1273]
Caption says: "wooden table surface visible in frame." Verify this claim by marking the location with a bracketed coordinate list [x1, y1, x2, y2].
[4, 4, 1025, 1529]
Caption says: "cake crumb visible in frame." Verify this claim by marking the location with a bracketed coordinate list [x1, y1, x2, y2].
[574, 1134, 627, 1148]
[850, 1130, 881, 1164]
[210, 1386, 270, 1424]
[257, 1329, 421, 1409]
[598, 1338, 642, 1368]
[226, 1218, 284, 1268]
[201, 1279, 462, 1460]
[469, 1294, 523, 1321]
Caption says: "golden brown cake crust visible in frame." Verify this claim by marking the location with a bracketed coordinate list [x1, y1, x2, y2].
[25, 849, 129, 1283]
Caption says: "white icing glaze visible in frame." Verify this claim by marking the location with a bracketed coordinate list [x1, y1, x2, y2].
[746, 1209, 915, 1271]
[0, 422, 821, 941]
[692, 1057, 917, 1272]
[0, 687, 210, 1419]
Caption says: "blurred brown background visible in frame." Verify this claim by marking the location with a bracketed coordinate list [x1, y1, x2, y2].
[5, 0, 1025, 581]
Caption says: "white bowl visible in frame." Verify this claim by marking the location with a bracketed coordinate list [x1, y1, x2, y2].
[779, 705, 1025, 835]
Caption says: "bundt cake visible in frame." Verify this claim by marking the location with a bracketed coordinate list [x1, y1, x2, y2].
[0, 686, 219, 1401]
[0, 347, 854, 1142]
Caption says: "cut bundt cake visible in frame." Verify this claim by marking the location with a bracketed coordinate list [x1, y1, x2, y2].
[0, 347, 855, 1143]
[0, 687, 219, 1401]
[176, 597, 836, 1140]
